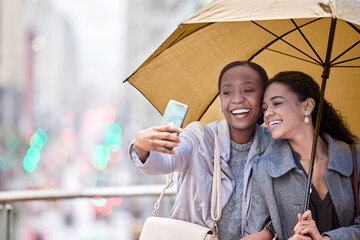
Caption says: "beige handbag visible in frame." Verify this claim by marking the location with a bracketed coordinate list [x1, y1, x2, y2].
[139, 127, 222, 240]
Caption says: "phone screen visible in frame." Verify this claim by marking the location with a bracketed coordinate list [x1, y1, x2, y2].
[161, 100, 189, 132]
[161, 100, 189, 150]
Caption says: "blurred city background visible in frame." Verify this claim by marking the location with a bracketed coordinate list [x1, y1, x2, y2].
[0, 0, 211, 239]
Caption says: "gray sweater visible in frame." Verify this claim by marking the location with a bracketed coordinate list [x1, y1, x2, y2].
[218, 139, 252, 239]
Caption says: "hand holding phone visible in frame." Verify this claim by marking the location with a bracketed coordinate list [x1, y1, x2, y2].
[161, 100, 189, 150]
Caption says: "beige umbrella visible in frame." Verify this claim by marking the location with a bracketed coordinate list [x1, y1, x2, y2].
[125, 0, 360, 213]
[125, 0, 359, 135]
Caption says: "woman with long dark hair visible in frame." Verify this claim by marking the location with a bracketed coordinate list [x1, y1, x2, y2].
[244, 71, 359, 239]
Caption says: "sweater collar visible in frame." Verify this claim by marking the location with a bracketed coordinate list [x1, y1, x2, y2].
[215, 120, 273, 162]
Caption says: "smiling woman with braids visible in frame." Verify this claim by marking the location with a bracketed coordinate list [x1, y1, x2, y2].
[244, 71, 360, 240]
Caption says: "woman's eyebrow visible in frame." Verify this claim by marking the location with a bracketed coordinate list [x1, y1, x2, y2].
[270, 96, 285, 101]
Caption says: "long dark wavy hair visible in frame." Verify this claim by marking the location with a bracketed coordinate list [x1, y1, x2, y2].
[269, 71, 357, 144]
[218, 61, 269, 125]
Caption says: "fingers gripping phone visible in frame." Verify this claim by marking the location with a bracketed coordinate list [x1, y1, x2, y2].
[161, 100, 189, 150]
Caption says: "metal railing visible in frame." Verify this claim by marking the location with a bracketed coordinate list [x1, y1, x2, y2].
[0, 185, 176, 240]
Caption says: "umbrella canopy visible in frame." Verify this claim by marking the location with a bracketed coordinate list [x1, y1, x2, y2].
[125, 0, 360, 136]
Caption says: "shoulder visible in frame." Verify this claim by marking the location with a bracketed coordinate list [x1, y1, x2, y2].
[180, 121, 220, 147]
[253, 125, 277, 153]
[182, 121, 213, 138]
[255, 138, 296, 177]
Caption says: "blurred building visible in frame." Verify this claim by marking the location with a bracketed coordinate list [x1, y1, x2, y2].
[0, 0, 211, 239]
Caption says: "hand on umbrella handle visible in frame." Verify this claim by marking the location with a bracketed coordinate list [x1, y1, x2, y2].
[134, 125, 182, 162]
[293, 210, 329, 240]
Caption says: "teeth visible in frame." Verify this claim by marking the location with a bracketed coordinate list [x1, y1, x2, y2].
[232, 109, 250, 114]
[269, 120, 282, 127]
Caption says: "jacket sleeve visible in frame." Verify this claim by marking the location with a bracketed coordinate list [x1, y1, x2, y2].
[127, 128, 195, 175]
[323, 144, 360, 239]
[244, 160, 271, 236]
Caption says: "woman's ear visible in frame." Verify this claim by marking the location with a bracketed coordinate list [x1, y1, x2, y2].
[304, 98, 315, 115]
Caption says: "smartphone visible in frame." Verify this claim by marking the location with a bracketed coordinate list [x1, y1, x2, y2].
[161, 100, 189, 150]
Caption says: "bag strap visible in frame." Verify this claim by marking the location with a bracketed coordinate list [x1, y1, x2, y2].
[151, 127, 222, 225]
[210, 127, 222, 223]
[350, 144, 359, 216]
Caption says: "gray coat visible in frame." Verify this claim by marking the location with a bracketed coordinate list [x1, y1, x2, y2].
[128, 120, 274, 232]
[245, 134, 360, 240]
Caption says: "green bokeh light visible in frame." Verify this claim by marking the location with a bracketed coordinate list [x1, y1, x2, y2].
[105, 133, 122, 152]
[23, 128, 48, 173]
[27, 147, 41, 164]
[36, 128, 48, 144]
[30, 133, 44, 150]
[105, 122, 121, 136]
[91, 198, 107, 207]
[92, 145, 110, 170]
[6, 134, 19, 152]
[23, 156, 37, 173]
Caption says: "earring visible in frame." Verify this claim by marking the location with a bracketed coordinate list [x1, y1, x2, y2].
[304, 112, 310, 124]
[220, 108, 223, 113]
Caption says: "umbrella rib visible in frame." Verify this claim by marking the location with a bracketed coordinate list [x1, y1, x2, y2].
[168, 23, 214, 48]
[331, 40, 360, 64]
[331, 56, 360, 66]
[198, 93, 219, 121]
[347, 21, 360, 34]
[265, 48, 320, 66]
[250, 19, 323, 65]
[249, 19, 321, 61]
[291, 19, 324, 64]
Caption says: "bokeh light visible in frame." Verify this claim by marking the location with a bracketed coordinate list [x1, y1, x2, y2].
[29, 129, 47, 150]
[24, 226, 44, 240]
[91, 121, 122, 171]
[92, 145, 110, 171]
[108, 197, 122, 206]
[90, 196, 122, 216]
[58, 127, 78, 147]
[82, 108, 103, 136]
[105, 132, 122, 152]
[25, 129, 36, 145]
[110, 148, 123, 163]
[101, 106, 116, 126]
[91, 196, 107, 207]
[105, 122, 122, 152]
[23, 129, 48, 173]
[24, 227, 37, 240]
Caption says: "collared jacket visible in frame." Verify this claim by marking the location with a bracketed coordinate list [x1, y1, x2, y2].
[245, 133, 360, 240]
[128, 120, 274, 233]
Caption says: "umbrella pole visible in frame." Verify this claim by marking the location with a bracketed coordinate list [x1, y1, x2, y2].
[303, 17, 337, 213]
